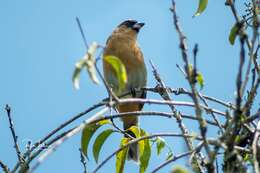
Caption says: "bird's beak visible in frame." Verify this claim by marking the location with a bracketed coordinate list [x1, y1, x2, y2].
[133, 22, 145, 32]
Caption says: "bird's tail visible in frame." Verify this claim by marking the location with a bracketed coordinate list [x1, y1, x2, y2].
[123, 121, 139, 163]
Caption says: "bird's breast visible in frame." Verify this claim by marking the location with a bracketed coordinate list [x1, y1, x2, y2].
[103, 38, 147, 96]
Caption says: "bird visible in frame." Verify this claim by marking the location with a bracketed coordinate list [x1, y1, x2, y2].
[103, 20, 147, 162]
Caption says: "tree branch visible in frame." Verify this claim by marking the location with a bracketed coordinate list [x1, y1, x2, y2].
[0, 160, 10, 173]
[252, 120, 260, 173]
[5, 105, 24, 165]
[150, 142, 204, 173]
[92, 134, 205, 173]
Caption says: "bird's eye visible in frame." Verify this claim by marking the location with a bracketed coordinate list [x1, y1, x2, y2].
[119, 20, 138, 28]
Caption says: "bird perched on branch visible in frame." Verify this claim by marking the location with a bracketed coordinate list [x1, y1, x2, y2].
[103, 20, 147, 162]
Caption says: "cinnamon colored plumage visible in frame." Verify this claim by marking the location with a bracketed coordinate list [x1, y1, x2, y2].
[103, 20, 147, 162]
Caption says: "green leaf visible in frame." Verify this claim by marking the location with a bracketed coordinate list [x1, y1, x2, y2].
[81, 119, 111, 158]
[127, 126, 140, 138]
[196, 72, 204, 90]
[242, 153, 249, 161]
[98, 119, 111, 126]
[193, 0, 208, 17]
[229, 23, 239, 45]
[103, 55, 127, 92]
[235, 135, 241, 143]
[139, 129, 151, 173]
[116, 138, 129, 173]
[156, 137, 166, 155]
[171, 166, 189, 173]
[166, 151, 174, 161]
[72, 42, 99, 90]
[93, 129, 114, 163]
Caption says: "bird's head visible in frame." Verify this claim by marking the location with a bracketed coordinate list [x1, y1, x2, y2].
[114, 19, 145, 38]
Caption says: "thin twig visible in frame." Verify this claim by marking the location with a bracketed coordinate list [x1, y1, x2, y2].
[252, 120, 260, 173]
[77, 16, 118, 103]
[216, 157, 219, 173]
[244, 109, 260, 123]
[176, 64, 187, 77]
[109, 109, 133, 139]
[25, 110, 221, 169]
[29, 107, 109, 173]
[76, 17, 89, 50]
[192, 47, 223, 135]
[25, 108, 248, 173]
[11, 103, 105, 173]
[150, 59, 205, 172]
[116, 98, 226, 116]
[241, 52, 253, 95]
[0, 160, 10, 173]
[228, 36, 246, 150]
[227, 0, 260, 74]
[143, 87, 235, 109]
[242, 75, 260, 115]
[223, 36, 248, 173]
[150, 142, 204, 173]
[170, 1, 190, 78]
[92, 134, 204, 173]
[79, 148, 87, 173]
[5, 105, 24, 164]
[23, 128, 76, 171]
[250, 0, 260, 73]
[170, 1, 212, 171]
[198, 93, 224, 133]
[12, 91, 227, 172]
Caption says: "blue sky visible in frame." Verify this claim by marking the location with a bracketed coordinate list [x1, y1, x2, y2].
[0, 0, 259, 173]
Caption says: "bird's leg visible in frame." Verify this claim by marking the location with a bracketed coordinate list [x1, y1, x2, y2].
[130, 87, 137, 97]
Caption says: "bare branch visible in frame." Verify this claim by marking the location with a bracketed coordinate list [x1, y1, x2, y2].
[226, 0, 260, 74]
[92, 134, 205, 173]
[25, 102, 104, 155]
[243, 75, 260, 114]
[252, 121, 260, 173]
[115, 98, 226, 116]
[0, 160, 10, 173]
[244, 109, 260, 123]
[150, 142, 204, 173]
[5, 105, 24, 165]
[150, 59, 205, 171]
[79, 148, 87, 173]
[76, 17, 89, 50]
[25, 110, 222, 170]
[12, 88, 228, 172]
[29, 107, 109, 172]
[143, 87, 235, 109]
[198, 92, 224, 133]
[223, 37, 248, 173]
[170, 1, 213, 171]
